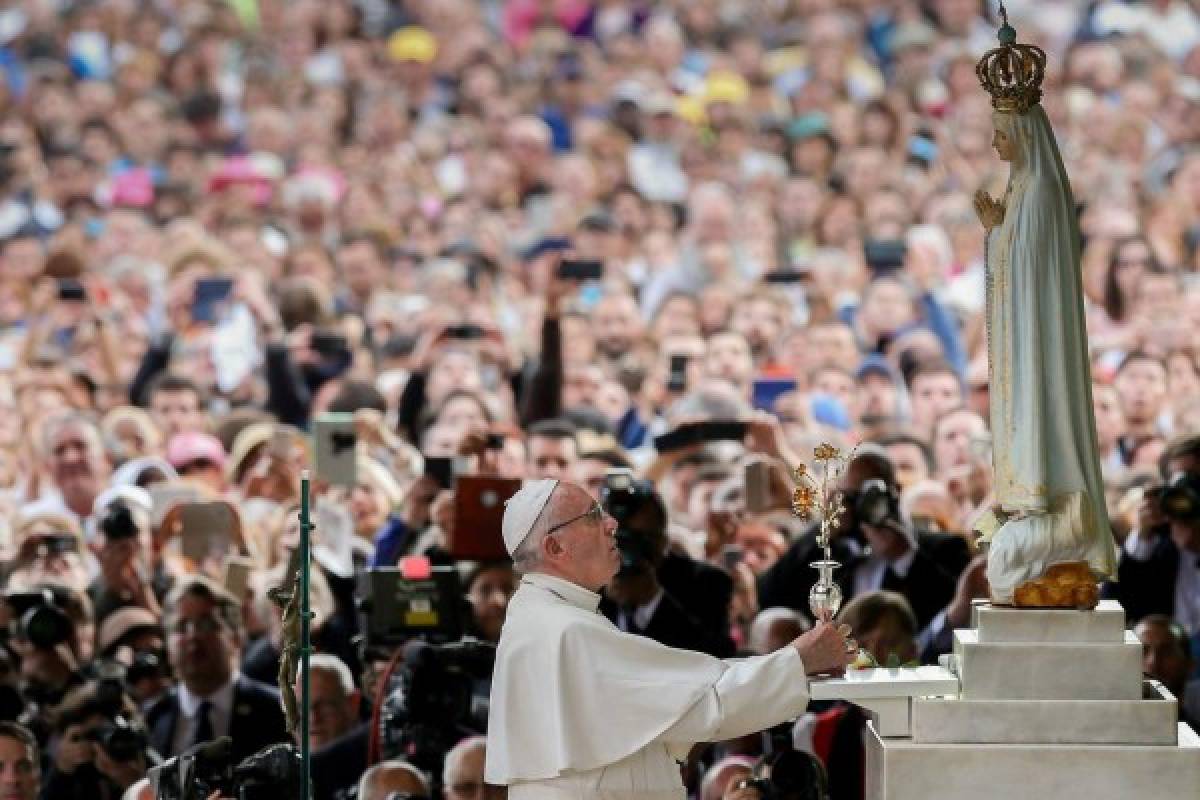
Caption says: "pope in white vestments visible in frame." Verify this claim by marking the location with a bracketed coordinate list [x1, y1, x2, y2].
[485, 479, 853, 800]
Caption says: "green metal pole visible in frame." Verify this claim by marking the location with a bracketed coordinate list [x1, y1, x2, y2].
[299, 471, 313, 800]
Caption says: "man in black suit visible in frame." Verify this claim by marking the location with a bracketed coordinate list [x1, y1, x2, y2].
[146, 576, 288, 766]
[307, 653, 368, 800]
[601, 481, 736, 657]
[757, 446, 963, 655]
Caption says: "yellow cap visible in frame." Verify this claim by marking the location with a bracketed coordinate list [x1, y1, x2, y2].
[387, 26, 437, 64]
[703, 71, 749, 106]
[675, 95, 706, 125]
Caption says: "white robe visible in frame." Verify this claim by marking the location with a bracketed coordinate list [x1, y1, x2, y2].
[485, 572, 811, 800]
[982, 106, 1118, 601]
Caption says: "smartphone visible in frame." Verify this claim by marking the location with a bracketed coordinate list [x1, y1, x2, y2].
[450, 475, 522, 561]
[485, 432, 505, 451]
[752, 377, 798, 413]
[762, 270, 806, 285]
[667, 354, 689, 394]
[719, 544, 744, 571]
[313, 413, 357, 487]
[221, 554, 255, 599]
[191, 277, 234, 324]
[310, 330, 350, 358]
[424, 456, 456, 490]
[57, 279, 87, 303]
[445, 324, 485, 340]
[695, 420, 748, 443]
[557, 259, 604, 281]
[178, 501, 237, 563]
[744, 461, 773, 513]
[864, 240, 906, 273]
[654, 420, 748, 453]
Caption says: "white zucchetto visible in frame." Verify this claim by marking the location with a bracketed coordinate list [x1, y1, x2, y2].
[502, 478, 559, 555]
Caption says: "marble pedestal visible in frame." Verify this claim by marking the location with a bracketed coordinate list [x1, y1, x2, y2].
[866, 722, 1200, 800]
[861, 602, 1200, 799]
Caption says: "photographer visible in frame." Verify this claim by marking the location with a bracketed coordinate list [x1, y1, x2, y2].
[7, 511, 90, 596]
[599, 475, 736, 658]
[95, 609, 171, 709]
[89, 492, 165, 624]
[5, 583, 94, 725]
[1108, 435, 1200, 649]
[41, 680, 153, 800]
[757, 447, 963, 651]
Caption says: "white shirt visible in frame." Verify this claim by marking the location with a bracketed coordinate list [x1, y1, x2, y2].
[616, 588, 665, 633]
[487, 572, 811, 800]
[172, 673, 238, 756]
[852, 546, 917, 600]
[1124, 531, 1200, 637]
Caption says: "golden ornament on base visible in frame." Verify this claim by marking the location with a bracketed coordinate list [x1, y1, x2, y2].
[1003, 561, 1099, 609]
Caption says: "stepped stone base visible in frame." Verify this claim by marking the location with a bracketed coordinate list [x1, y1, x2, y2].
[865, 722, 1200, 800]
[911, 680, 1178, 745]
[974, 600, 1125, 643]
[953, 628, 1143, 700]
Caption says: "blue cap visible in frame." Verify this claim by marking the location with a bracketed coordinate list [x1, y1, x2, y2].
[810, 393, 852, 431]
[855, 354, 898, 384]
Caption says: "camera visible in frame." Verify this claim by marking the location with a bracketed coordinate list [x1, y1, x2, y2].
[86, 714, 147, 762]
[846, 478, 900, 528]
[5, 588, 73, 650]
[127, 649, 169, 685]
[358, 563, 495, 782]
[100, 501, 140, 541]
[376, 639, 495, 778]
[600, 470, 664, 574]
[1160, 471, 1200, 522]
[150, 737, 303, 800]
[735, 749, 829, 800]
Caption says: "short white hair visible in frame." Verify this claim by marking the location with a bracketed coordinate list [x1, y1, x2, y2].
[357, 760, 430, 800]
[309, 653, 355, 696]
[442, 735, 486, 787]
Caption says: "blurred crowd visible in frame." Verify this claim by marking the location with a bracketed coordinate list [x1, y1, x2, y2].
[1, 0, 1200, 799]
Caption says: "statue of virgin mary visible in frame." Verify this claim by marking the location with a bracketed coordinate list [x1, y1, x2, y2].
[972, 13, 1118, 604]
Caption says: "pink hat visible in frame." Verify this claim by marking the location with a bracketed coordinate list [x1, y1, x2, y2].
[207, 157, 273, 207]
[166, 432, 227, 470]
[109, 168, 155, 208]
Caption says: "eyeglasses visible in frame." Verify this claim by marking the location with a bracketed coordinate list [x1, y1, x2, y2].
[544, 503, 605, 536]
[169, 615, 224, 637]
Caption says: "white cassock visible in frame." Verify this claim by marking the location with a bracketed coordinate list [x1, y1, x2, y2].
[485, 572, 811, 800]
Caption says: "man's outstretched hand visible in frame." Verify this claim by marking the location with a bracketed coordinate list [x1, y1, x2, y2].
[791, 613, 855, 676]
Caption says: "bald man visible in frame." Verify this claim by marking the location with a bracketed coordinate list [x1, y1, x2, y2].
[358, 760, 430, 800]
[443, 737, 504, 800]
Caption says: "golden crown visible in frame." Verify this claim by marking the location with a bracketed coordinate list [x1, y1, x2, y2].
[975, 5, 1045, 114]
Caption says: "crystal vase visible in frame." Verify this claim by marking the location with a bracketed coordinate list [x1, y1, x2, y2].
[809, 559, 843, 618]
